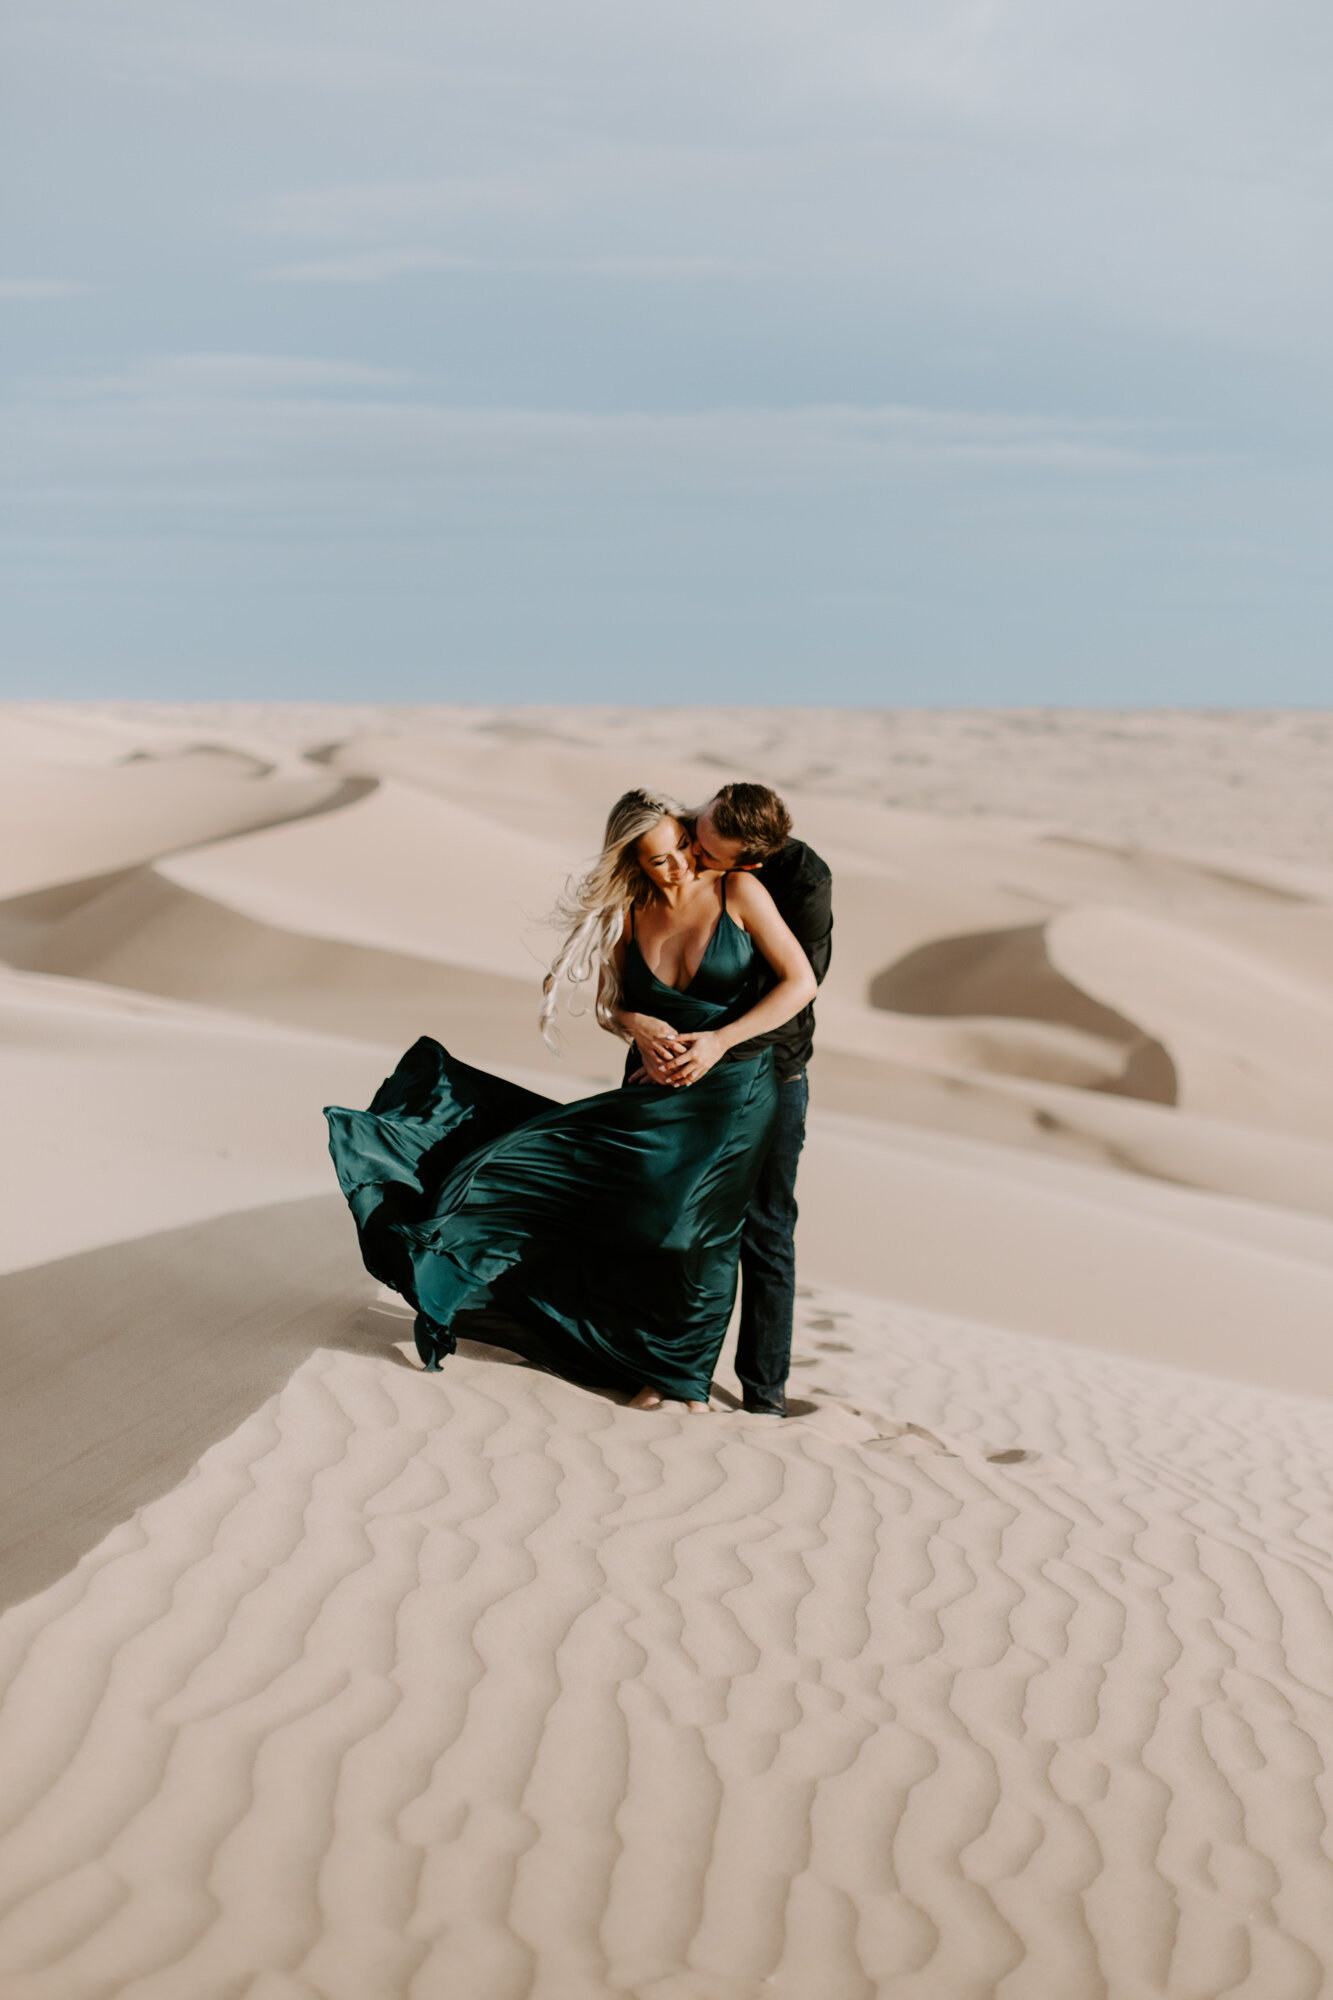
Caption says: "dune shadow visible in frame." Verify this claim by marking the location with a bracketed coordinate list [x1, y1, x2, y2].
[0, 857, 622, 1082]
[0, 1193, 393, 1612]
[869, 922, 1177, 1105]
[0, 1197, 717, 1611]
[0, 1188, 827, 1613]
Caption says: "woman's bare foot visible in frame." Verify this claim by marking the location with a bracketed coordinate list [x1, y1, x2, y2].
[629, 1386, 664, 1410]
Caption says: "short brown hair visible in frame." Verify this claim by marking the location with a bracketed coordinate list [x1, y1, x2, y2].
[709, 783, 792, 865]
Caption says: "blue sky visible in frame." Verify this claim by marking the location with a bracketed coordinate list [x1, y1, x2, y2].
[3, 0, 1331, 703]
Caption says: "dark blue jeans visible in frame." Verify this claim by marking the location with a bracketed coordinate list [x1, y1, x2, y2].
[736, 1070, 808, 1403]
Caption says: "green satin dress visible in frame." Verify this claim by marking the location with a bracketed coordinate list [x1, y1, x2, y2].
[324, 884, 778, 1402]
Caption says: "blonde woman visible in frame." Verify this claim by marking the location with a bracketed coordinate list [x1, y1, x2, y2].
[325, 789, 816, 1412]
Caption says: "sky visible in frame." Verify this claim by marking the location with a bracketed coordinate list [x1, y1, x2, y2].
[3, 0, 1332, 704]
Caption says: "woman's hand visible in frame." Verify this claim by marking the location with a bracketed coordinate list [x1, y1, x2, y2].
[615, 1011, 690, 1084]
[670, 1030, 726, 1084]
[635, 1016, 690, 1068]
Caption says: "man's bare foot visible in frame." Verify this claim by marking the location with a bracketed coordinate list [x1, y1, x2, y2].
[629, 1386, 664, 1410]
[685, 1400, 710, 1414]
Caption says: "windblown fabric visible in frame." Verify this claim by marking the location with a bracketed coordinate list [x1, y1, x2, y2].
[325, 895, 777, 1401]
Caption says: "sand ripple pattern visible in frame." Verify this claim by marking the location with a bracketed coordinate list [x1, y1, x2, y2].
[1, 1294, 1332, 2000]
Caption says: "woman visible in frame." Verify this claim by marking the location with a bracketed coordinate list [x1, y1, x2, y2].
[324, 789, 816, 1411]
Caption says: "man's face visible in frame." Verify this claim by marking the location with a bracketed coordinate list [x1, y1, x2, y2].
[692, 800, 761, 874]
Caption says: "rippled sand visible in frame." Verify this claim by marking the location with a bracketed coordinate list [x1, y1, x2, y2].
[2, 704, 1332, 1998]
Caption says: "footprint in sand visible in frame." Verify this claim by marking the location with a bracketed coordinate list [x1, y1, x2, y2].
[981, 1445, 1113, 1483]
[862, 1429, 1049, 1470]
[864, 1423, 959, 1458]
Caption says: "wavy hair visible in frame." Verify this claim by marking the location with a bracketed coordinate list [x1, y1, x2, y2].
[540, 788, 687, 1046]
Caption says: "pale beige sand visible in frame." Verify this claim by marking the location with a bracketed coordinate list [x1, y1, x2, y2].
[0, 970, 395, 1272]
[0, 1197, 370, 1609]
[3, 703, 1333, 1998]
[0, 751, 355, 901]
[2, 1290, 1331, 1997]
[44, 700, 1333, 862]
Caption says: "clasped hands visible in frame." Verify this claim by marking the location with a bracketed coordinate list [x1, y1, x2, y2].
[629, 1019, 726, 1088]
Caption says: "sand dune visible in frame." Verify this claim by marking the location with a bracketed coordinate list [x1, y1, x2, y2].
[315, 728, 718, 855]
[798, 1113, 1333, 1393]
[31, 699, 1333, 864]
[0, 1195, 372, 1610]
[869, 919, 1177, 1101]
[5, 704, 1333, 1999]
[160, 778, 568, 981]
[0, 753, 354, 901]
[0, 710, 137, 768]
[0, 967, 400, 1272]
[1052, 904, 1333, 1139]
[2, 855, 614, 1086]
[810, 1036, 1333, 1221]
[2, 1285, 1331, 1997]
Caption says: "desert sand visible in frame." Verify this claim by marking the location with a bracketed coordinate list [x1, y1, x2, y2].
[1, 702, 1332, 1998]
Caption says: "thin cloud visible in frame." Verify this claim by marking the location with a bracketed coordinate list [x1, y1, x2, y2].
[140, 352, 411, 394]
[575, 256, 762, 276]
[263, 249, 485, 284]
[248, 145, 763, 242]
[252, 175, 550, 240]
[11, 8, 432, 93]
[139, 35, 425, 91]
[18, 351, 414, 409]
[2, 0, 1326, 696]
[3, 366, 1186, 515]
[0, 279, 85, 301]
[261, 248, 770, 284]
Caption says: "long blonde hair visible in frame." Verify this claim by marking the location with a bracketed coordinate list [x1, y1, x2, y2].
[541, 788, 687, 1046]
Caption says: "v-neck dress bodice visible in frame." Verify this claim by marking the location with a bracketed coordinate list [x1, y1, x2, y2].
[621, 880, 761, 1029]
[324, 880, 778, 1402]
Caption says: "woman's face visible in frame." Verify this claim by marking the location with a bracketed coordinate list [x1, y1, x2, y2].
[636, 815, 693, 893]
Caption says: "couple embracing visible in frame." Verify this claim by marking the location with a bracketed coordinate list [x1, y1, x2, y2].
[325, 783, 832, 1417]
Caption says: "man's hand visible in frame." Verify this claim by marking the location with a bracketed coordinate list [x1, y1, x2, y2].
[671, 1030, 727, 1084]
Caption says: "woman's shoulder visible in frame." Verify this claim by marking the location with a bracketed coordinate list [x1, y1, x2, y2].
[724, 869, 777, 925]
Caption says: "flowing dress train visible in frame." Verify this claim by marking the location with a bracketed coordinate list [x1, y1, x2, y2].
[324, 882, 778, 1402]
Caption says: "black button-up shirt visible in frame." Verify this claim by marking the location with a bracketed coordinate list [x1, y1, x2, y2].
[726, 837, 833, 1080]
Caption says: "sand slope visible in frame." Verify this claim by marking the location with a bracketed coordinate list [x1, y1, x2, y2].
[5, 866, 614, 1084]
[0, 1197, 371, 1610]
[1, 1287, 1331, 1998]
[0, 969, 401, 1272]
[5, 704, 1333, 1999]
[0, 754, 355, 900]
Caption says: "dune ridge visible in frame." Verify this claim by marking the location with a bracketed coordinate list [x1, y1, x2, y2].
[26, 702, 1333, 865]
[0, 754, 362, 902]
[5, 703, 1333, 1998]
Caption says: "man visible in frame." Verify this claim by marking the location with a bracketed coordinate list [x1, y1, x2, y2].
[635, 782, 833, 1418]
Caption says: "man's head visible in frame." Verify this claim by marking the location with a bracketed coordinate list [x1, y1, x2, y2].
[692, 783, 793, 873]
